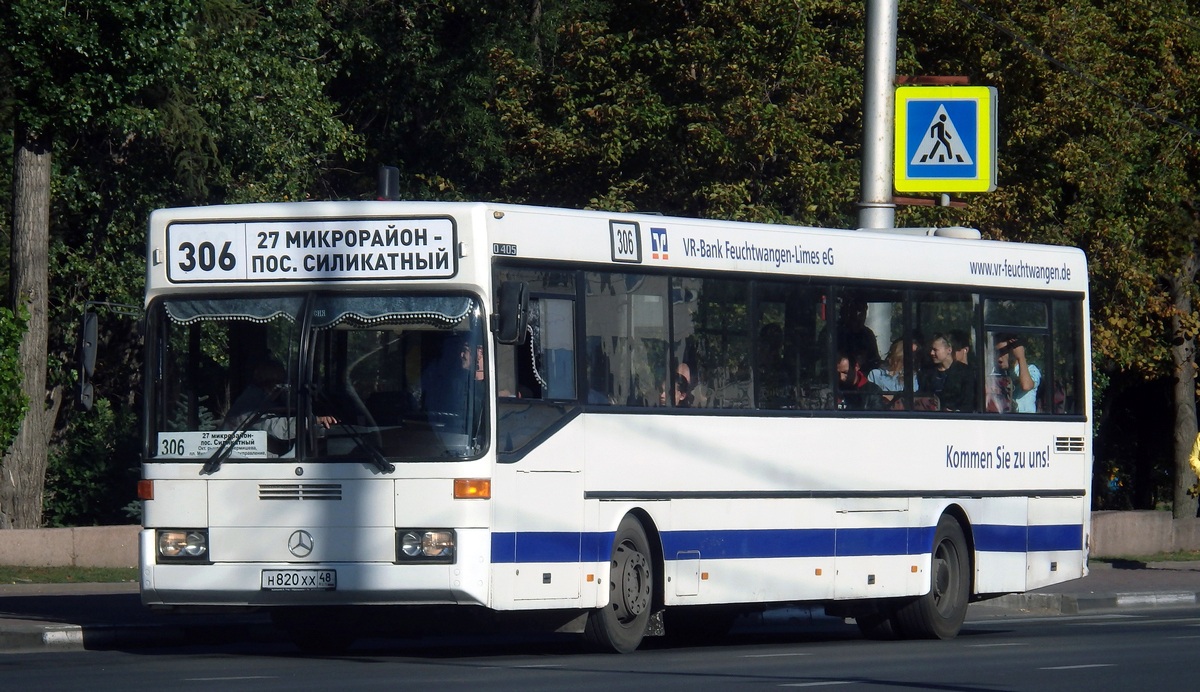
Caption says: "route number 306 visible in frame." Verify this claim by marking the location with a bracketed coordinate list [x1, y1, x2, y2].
[610, 221, 640, 263]
[177, 241, 237, 272]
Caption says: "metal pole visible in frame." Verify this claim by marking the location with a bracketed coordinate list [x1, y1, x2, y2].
[858, 0, 898, 230]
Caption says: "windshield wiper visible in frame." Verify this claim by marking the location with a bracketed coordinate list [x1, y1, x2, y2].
[330, 421, 396, 474]
[309, 387, 395, 474]
[200, 385, 288, 476]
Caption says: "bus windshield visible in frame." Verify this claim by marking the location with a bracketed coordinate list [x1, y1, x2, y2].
[150, 293, 487, 464]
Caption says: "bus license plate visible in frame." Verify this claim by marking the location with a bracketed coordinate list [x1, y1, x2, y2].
[261, 569, 337, 591]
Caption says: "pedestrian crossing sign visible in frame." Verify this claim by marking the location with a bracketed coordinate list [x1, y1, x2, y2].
[894, 85, 997, 193]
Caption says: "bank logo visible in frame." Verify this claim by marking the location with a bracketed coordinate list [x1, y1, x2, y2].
[650, 227, 669, 260]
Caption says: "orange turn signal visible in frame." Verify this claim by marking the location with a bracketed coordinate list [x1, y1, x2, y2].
[454, 478, 491, 499]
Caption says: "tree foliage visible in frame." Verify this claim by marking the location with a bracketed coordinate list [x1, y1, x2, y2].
[894, 0, 1200, 512]
[1, 0, 362, 525]
[1, 0, 1199, 523]
[490, 0, 864, 223]
[43, 397, 139, 527]
[0, 305, 29, 455]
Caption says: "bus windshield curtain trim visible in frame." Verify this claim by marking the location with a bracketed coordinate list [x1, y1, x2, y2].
[310, 296, 474, 329]
[164, 297, 303, 325]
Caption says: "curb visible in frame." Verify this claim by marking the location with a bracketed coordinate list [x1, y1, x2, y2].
[0, 620, 279, 654]
[0, 624, 180, 654]
[976, 590, 1200, 617]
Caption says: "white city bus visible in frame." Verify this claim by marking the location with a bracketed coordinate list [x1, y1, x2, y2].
[134, 200, 1090, 652]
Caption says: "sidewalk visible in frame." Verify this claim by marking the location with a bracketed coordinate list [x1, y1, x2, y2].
[973, 559, 1200, 616]
[2, 561, 1199, 652]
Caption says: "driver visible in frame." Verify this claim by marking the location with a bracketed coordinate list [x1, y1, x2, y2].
[224, 360, 336, 454]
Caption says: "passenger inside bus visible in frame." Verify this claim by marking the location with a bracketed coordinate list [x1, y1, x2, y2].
[867, 338, 918, 407]
[424, 334, 484, 413]
[919, 333, 977, 412]
[660, 366, 694, 408]
[950, 329, 972, 367]
[990, 334, 1041, 413]
[836, 299, 882, 372]
[836, 352, 885, 410]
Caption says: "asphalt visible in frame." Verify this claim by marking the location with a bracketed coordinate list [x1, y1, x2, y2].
[2, 561, 1199, 653]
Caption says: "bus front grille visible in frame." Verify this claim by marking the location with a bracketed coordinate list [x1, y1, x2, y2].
[258, 483, 343, 501]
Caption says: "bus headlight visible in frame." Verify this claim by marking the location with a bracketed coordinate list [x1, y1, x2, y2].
[157, 529, 209, 562]
[396, 529, 456, 563]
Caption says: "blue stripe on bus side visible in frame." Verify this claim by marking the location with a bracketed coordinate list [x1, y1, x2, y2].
[491, 531, 615, 564]
[490, 524, 1083, 563]
[973, 524, 1083, 552]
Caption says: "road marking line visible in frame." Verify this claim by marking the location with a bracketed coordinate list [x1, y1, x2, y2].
[184, 676, 277, 682]
[1039, 664, 1116, 671]
[1071, 617, 1200, 627]
[746, 652, 813, 658]
[780, 682, 853, 688]
[967, 642, 1028, 648]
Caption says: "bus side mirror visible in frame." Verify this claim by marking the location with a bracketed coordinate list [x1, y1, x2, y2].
[493, 281, 529, 345]
[77, 311, 98, 411]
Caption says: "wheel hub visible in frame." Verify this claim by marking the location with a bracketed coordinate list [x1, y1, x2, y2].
[614, 543, 651, 621]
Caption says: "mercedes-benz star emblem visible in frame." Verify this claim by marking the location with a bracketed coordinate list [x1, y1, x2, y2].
[288, 529, 315, 558]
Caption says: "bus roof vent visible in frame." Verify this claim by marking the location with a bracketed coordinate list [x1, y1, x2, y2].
[933, 226, 982, 239]
[858, 226, 981, 239]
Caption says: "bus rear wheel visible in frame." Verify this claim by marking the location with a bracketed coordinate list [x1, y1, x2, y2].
[896, 514, 969, 639]
[584, 516, 654, 653]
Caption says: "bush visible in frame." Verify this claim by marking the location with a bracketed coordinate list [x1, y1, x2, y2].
[0, 305, 29, 454]
[44, 398, 140, 526]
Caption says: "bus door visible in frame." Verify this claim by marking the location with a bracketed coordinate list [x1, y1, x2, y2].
[494, 279, 585, 602]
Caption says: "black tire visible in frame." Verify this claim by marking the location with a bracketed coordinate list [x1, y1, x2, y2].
[584, 516, 654, 653]
[895, 514, 970, 639]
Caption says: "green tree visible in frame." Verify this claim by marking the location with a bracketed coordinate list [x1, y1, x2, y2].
[318, 0, 586, 200]
[0, 306, 29, 457]
[489, 0, 863, 223]
[1, 0, 361, 527]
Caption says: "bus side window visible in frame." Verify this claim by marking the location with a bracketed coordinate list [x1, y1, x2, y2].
[536, 298, 576, 400]
[688, 277, 750, 409]
[496, 297, 578, 401]
[585, 272, 669, 407]
[983, 297, 1056, 415]
[1051, 298, 1081, 415]
[497, 326, 542, 399]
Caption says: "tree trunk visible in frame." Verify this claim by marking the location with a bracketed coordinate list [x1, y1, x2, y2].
[1170, 247, 1199, 520]
[0, 128, 52, 529]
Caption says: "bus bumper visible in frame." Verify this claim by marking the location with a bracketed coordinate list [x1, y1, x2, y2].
[138, 529, 490, 608]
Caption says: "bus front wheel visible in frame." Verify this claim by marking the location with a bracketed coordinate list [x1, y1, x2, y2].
[896, 514, 970, 639]
[584, 516, 654, 653]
